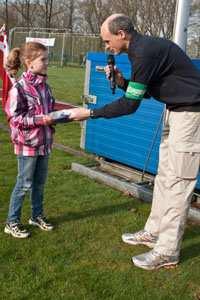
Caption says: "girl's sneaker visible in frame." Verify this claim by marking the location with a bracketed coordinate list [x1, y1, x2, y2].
[4, 223, 30, 238]
[28, 216, 54, 231]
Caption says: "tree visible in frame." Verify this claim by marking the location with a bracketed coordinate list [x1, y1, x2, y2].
[137, 0, 176, 38]
[76, 0, 176, 38]
[77, 0, 113, 34]
[187, 0, 200, 57]
[44, 0, 53, 28]
[1, 0, 197, 44]
[11, 0, 31, 28]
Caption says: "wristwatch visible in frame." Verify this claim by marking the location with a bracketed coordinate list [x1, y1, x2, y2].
[90, 109, 95, 118]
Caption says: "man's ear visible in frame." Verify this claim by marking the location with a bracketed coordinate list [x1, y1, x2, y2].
[117, 30, 126, 39]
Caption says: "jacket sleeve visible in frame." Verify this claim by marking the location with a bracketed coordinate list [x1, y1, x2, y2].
[5, 86, 46, 129]
[47, 84, 55, 111]
[91, 95, 141, 118]
[117, 79, 129, 91]
[117, 78, 151, 98]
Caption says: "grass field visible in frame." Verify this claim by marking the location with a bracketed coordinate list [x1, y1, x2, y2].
[0, 66, 200, 300]
[48, 65, 85, 105]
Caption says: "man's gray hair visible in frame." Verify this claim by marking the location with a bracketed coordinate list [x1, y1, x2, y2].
[108, 14, 135, 35]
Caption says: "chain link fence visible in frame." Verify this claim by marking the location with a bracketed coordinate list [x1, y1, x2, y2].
[9, 27, 104, 66]
[9, 22, 200, 67]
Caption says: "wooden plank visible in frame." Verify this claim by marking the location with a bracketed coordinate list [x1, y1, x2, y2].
[71, 162, 200, 223]
[98, 158, 154, 184]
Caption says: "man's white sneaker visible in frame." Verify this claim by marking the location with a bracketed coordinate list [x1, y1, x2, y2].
[29, 216, 54, 231]
[122, 230, 157, 248]
[4, 223, 30, 239]
[132, 250, 179, 270]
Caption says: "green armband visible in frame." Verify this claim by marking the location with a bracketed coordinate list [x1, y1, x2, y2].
[125, 81, 147, 100]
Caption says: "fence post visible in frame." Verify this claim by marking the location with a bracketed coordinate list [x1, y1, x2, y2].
[8, 27, 16, 48]
[61, 31, 66, 67]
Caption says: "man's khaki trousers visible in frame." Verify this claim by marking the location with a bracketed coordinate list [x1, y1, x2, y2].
[145, 109, 200, 256]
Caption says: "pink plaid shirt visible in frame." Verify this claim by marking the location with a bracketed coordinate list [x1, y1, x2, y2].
[5, 70, 55, 156]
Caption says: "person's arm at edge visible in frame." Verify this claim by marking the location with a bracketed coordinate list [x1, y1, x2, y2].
[90, 96, 140, 118]
[69, 80, 147, 121]
[68, 96, 141, 121]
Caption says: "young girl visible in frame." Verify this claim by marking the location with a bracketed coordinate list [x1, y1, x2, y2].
[4, 42, 55, 238]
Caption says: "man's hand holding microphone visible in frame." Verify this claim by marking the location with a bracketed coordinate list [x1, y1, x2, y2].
[68, 54, 125, 121]
[105, 54, 125, 93]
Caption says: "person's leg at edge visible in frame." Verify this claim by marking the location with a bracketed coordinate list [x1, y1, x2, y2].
[154, 110, 200, 257]
[30, 155, 49, 219]
[29, 155, 53, 231]
[132, 110, 200, 269]
[144, 110, 170, 236]
[7, 156, 37, 224]
[122, 110, 170, 247]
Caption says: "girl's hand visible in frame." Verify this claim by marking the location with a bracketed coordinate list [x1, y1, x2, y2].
[43, 115, 54, 125]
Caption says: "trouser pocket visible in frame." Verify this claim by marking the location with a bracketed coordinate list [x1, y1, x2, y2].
[170, 146, 200, 179]
[168, 110, 200, 179]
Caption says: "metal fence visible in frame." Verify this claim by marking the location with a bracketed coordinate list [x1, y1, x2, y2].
[9, 27, 104, 66]
[9, 24, 200, 67]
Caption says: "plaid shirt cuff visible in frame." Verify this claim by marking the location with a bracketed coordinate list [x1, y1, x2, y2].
[34, 115, 44, 126]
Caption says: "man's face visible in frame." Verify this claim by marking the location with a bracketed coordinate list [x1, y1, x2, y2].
[100, 25, 126, 55]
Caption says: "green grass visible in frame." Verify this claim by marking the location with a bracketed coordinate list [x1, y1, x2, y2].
[48, 65, 85, 105]
[48, 66, 84, 150]
[0, 66, 200, 300]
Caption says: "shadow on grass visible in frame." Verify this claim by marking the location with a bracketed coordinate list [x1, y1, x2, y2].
[181, 230, 200, 263]
[181, 242, 200, 263]
[51, 200, 138, 224]
[51, 200, 200, 262]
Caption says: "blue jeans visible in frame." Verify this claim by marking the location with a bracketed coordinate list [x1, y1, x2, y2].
[7, 155, 49, 223]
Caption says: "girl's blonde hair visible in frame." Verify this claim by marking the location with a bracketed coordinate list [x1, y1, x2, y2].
[6, 42, 47, 76]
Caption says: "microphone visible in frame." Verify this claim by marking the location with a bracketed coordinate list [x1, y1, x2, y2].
[107, 54, 116, 94]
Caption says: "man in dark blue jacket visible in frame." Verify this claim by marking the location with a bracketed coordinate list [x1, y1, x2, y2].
[69, 14, 200, 270]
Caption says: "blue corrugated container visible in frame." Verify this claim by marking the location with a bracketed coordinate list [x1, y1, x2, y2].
[81, 52, 200, 189]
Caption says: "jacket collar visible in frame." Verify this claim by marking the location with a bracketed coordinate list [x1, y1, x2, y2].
[22, 70, 47, 86]
[128, 30, 142, 58]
